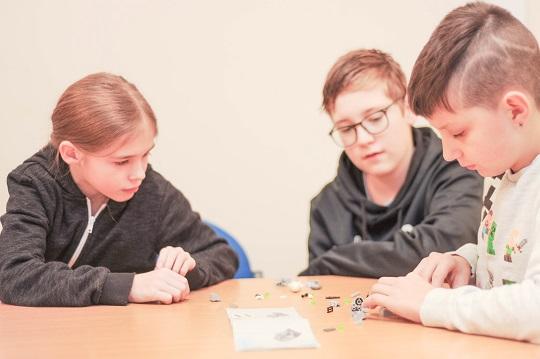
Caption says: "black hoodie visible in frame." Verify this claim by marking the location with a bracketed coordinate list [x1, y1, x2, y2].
[0, 145, 238, 306]
[300, 127, 483, 277]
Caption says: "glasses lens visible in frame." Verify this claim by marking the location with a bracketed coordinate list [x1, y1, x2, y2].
[331, 127, 356, 148]
[363, 111, 389, 135]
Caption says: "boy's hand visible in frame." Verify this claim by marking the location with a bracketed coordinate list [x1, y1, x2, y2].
[413, 252, 471, 288]
[128, 268, 190, 304]
[155, 246, 196, 276]
[362, 272, 434, 323]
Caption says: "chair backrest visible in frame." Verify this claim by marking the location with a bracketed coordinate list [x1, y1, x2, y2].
[205, 221, 255, 279]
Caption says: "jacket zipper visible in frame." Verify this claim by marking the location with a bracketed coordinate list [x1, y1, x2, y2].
[67, 198, 107, 268]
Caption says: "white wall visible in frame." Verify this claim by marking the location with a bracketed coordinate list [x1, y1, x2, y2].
[0, 0, 534, 278]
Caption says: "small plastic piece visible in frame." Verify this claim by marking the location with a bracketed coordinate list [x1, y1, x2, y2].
[326, 306, 334, 313]
[287, 280, 303, 293]
[351, 295, 366, 324]
[306, 280, 322, 290]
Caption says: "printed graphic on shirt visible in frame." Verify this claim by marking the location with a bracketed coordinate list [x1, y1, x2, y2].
[482, 185, 497, 220]
[482, 209, 494, 241]
[487, 221, 497, 255]
[503, 229, 528, 263]
[481, 174, 503, 221]
[488, 269, 494, 288]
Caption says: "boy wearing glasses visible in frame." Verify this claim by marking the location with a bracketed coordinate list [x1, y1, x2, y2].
[300, 49, 483, 277]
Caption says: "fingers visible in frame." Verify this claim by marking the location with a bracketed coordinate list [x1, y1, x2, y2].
[181, 283, 190, 301]
[163, 247, 182, 271]
[364, 274, 432, 323]
[154, 279, 189, 304]
[362, 293, 392, 310]
[179, 257, 196, 276]
[156, 246, 181, 270]
[430, 260, 453, 287]
[449, 267, 470, 288]
[155, 246, 171, 269]
[160, 283, 184, 303]
[129, 269, 192, 304]
[156, 291, 174, 304]
[448, 255, 472, 288]
[378, 276, 398, 285]
[156, 247, 196, 275]
[160, 269, 190, 301]
[413, 252, 441, 282]
[172, 253, 195, 276]
[363, 277, 398, 309]
[371, 282, 395, 297]
[172, 253, 185, 274]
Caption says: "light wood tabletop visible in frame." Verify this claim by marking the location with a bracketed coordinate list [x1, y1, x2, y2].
[0, 276, 538, 358]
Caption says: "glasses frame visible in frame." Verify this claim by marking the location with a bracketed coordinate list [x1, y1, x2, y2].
[328, 99, 401, 148]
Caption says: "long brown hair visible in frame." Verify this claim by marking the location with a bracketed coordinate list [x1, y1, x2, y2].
[50, 72, 158, 153]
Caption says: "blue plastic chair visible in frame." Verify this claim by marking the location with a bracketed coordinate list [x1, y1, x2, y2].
[205, 221, 255, 279]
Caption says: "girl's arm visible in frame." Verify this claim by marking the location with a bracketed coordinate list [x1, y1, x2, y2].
[156, 181, 238, 289]
[0, 171, 133, 306]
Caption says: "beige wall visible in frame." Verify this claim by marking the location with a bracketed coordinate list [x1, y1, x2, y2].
[0, 0, 534, 278]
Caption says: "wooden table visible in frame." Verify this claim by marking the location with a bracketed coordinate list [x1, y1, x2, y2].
[0, 276, 538, 358]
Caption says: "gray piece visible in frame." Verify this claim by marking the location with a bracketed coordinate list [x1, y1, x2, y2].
[352, 309, 366, 323]
[267, 312, 289, 318]
[275, 278, 291, 287]
[274, 328, 302, 342]
[306, 280, 322, 290]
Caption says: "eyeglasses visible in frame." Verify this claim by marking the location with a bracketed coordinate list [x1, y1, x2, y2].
[328, 100, 400, 148]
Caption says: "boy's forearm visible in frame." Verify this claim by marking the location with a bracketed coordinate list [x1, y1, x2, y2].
[420, 280, 540, 344]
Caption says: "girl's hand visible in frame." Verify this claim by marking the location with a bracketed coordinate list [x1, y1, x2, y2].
[155, 246, 196, 276]
[128, 268, 190, 304]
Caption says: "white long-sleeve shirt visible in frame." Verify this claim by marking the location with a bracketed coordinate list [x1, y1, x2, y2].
[420, 155, 540, 344]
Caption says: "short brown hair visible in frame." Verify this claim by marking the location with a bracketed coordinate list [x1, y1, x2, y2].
[409, 2, 540, 118]
[50, 72, 157, 153]
[322, 49, 406, 114]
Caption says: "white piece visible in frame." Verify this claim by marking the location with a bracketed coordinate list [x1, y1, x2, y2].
[287, 280, 303, 292]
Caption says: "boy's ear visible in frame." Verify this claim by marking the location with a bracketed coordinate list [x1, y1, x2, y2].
[58, 141, 82, 165]
[501, 91, 530, 127]
[402, 95, 416, 126]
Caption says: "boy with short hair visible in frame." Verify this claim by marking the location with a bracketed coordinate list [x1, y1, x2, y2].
[364, 2, 540, 343]
[300, 49, 483, 277]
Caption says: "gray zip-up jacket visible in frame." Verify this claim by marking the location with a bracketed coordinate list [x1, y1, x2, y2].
[0, 145, 238, 306]
[300, 127, 483, 277]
